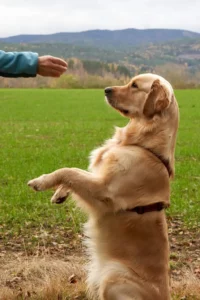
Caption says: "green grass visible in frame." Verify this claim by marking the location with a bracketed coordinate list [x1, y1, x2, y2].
[0, 89, 199, 244]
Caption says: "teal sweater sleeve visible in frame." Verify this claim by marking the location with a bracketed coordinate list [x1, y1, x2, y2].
[0, 50, 39, 77]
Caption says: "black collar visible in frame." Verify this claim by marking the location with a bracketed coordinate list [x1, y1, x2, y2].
[126, 202, 168, 214]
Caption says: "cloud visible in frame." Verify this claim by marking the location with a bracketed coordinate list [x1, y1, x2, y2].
[0, 0, 199, 37]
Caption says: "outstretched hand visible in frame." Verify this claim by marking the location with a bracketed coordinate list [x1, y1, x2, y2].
[37, 55, 68, 77]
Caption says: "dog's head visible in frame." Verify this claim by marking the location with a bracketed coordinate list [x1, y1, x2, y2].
[105, 74, 179, 180]
[105, 73, 174, 120]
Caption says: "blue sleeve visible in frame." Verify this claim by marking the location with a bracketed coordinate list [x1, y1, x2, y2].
[0, 50, 39, 77]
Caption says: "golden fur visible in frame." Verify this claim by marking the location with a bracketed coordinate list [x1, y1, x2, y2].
[28, 73, 179, 300]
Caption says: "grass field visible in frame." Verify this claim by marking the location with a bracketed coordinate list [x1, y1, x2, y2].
[0, 88, 200, 299]
[0, 89, 200, 233]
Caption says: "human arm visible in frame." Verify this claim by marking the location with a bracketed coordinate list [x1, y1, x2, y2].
[0, 50, 38, 77]
[0, 51, 67, 78]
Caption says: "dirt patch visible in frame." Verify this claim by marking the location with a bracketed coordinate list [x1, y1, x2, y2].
[0, 253, 199, 300]
[0, 216, 199, 299]
[168, 216, 200, 281]
[0, 254, 87, 300]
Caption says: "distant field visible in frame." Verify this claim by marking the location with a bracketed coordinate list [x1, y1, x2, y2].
[0, 89, 200, 245]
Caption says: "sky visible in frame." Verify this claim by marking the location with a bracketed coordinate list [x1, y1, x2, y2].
[0, 0, 199, 37]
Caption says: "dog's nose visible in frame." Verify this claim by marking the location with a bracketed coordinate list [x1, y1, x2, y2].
[105, 87, 113, 95]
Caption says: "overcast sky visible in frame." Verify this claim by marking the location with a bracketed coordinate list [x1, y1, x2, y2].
[0, 0, 199, 37]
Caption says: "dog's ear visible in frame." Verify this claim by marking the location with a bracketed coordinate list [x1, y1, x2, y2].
[143, 79, 171, 118]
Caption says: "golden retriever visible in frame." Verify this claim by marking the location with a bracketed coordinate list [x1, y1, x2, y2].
[28, 73, 179, 300]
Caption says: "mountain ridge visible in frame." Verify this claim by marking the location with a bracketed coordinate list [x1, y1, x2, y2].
[1, 28, 200, 49]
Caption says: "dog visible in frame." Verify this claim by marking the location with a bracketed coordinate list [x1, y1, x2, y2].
[28, 73, 179, 299]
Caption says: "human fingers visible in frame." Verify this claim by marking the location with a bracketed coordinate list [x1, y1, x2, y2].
[49, 56, 68, 68]
[49, 62, 67, 73]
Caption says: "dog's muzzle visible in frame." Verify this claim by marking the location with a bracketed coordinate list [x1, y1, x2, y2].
[105, 87, 113, 105]
[104, 87, 113, 96]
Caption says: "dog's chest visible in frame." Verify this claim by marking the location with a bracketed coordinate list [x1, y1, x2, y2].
[89, 143, 117, 173]
[88, 134, 123, 173]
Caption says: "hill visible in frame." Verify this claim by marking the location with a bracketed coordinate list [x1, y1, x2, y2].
[1, 28, 200, 88]
[0, 28, 200, 49]
[1, 37, 200, 69]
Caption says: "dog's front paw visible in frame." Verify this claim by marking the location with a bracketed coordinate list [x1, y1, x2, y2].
[27, 174, 48, 191]
[51, 185, 70, 204]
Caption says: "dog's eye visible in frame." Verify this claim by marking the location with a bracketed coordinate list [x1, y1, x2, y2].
[132, 82, 138, 88]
